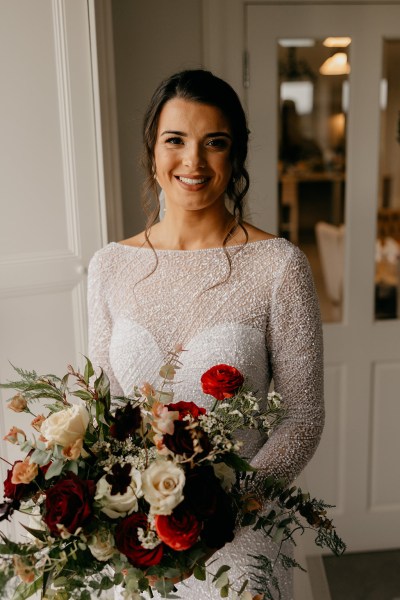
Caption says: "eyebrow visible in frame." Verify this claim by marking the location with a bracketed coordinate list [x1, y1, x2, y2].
[160, 130, 232, 139]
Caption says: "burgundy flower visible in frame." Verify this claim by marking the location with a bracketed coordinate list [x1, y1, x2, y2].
[184, 466, 220, 519]
[105, 463, 132, 495]
[201, 364, 244, 401]
[44, 472, 95, 536]
[3, 463, 28, 502]
[167, 401, 206, 421]
[184, 466, 236, 549]
[154, 503, 202, 551]
[163, 421, 211, 457]
[201, 487, 236, 549]
[115, 513, 164, 567]
[110, 402, 142, 441]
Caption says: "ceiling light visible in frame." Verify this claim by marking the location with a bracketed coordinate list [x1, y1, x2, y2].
[279, 38, 315, 47]
[320, 53, 350, 75]
[323, 37, 351, 48]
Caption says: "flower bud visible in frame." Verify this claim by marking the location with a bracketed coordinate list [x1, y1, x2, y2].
[7, 393, 27, 412]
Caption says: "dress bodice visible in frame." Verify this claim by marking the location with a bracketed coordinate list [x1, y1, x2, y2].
[87, 238, 324, 483]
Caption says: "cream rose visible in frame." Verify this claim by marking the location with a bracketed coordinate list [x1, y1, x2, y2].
[141, 459, 185, 515]
[95, 468, 142, 519]
[88, 529, 115, 561]
[41, 404, 89, 448]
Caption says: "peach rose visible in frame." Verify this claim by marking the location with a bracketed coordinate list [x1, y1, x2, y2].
[62, 438, 84, 460]
[3, 426, 26, 444]
[7, 393, 27, 412]
[31, 414, 46, 432]
[11, 458, 38, 484]
[151, 401, 179, 435]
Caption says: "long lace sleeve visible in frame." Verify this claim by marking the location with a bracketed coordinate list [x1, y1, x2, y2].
[87, 251, 124, 397]
[250, 246, 325, 483]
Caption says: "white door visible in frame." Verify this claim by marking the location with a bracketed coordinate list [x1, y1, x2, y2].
[0, 0, 105, 539]
[246, 4, 400, 553]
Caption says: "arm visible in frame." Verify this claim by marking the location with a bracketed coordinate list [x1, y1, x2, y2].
[251, 245, 324, 483]
[87, 251, 124, 397]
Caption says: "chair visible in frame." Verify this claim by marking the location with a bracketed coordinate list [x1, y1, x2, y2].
[315, 221, 345, 305]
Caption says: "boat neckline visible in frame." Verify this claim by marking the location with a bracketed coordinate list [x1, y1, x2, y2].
[109, 237, 286, 254]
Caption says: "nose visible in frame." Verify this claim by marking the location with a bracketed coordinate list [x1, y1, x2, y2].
[182, 142, 205, 169]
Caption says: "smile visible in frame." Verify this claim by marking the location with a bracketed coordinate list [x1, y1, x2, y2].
[177, 176, 209, 185]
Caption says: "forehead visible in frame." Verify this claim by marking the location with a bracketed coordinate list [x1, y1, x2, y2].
[157, 98, 231, 135]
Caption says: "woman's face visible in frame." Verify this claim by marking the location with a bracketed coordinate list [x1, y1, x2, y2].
[154, 98, 233, 213]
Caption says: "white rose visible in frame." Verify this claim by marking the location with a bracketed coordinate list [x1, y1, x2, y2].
[213, 462, 236, 491]
[88, 528, 115, 561]
[141, 459, 185, 515]
[41, 404, 89, 448]
[95, 468, 142, 519]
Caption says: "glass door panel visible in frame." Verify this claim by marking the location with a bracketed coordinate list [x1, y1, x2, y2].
[277, 38, 350, 323]
[375, 39, 400, 320]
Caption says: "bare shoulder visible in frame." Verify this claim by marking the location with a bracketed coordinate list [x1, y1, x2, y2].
[242, 222, 277, 243]
[118, 231, 147, 247]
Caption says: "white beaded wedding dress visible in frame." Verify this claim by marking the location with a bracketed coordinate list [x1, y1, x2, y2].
[87, 238, 324, 600]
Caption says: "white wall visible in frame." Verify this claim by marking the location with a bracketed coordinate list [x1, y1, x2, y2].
[111, 0, 203, 238]
[0, 0, 104, 536]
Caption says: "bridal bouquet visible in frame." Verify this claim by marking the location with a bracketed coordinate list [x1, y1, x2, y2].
[0, 351, 345, 600]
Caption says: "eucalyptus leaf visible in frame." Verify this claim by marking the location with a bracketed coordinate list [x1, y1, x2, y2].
[45, 459, 65, 480]
[214, 571, 229, 589]
[193, 564, 206, 580]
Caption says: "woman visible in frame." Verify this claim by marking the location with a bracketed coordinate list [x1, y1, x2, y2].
[88, 69, 324, 600]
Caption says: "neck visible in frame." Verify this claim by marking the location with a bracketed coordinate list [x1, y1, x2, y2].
[151, 203, 237, 251]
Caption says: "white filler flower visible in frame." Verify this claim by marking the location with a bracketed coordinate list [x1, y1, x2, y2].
[141, 459, 185, 515]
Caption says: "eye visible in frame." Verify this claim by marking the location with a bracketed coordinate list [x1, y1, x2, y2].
[207, 138, 230, 149]
[165, 136, 184, 145]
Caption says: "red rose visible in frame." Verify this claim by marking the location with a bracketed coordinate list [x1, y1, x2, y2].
[44, 472, 95, 536]
[201, 364, 244, 400]
[167, 401, 206, 421]
[155, 503, 202, 551]
[115, 513, 164, 567]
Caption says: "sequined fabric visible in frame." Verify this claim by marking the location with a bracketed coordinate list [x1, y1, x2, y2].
[87, 238, 324, 600]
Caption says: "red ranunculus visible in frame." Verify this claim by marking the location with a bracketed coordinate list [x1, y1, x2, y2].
[201, 364, 244, 400]
[44, 472, 95, 536]
[167, 401, 206, 421]
[154, 503, 202, 551]
[115, 513, 164, 567]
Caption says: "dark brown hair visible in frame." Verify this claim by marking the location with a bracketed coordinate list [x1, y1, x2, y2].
[141, 69, 250, 245]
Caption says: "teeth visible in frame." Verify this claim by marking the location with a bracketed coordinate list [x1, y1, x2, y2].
[178, 176, 207, 185]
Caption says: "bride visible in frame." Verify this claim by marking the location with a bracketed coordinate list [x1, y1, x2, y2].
[87, 69, 324, 600]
